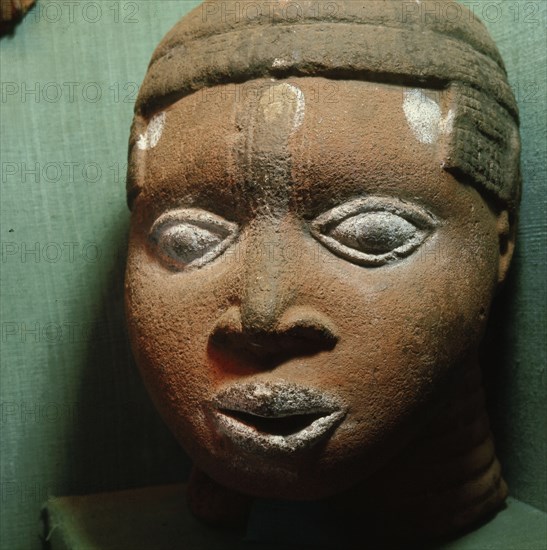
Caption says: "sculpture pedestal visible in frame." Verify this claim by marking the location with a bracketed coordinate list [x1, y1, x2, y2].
[41, 484, 240, 550]
[41, 484, 546, 549]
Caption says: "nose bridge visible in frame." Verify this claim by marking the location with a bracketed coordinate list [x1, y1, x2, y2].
[240, 220, 296, 332]
[233, 81, 307, 333]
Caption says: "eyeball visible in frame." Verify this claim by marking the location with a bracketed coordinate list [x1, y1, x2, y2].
[311, 197, 438, 267]
[149, 209, 238, 271]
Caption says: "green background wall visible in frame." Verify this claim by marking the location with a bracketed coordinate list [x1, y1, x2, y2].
[1, 1, 545, 548]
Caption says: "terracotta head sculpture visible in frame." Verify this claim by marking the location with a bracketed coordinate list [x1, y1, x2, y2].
[124, 0, 520, 543]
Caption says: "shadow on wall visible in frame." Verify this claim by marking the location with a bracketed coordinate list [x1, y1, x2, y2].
[65, 212, 191, 498]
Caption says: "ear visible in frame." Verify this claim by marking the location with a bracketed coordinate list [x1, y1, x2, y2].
[496, 210, 516, 286]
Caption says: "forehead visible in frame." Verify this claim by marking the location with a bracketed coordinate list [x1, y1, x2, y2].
[137, 78, 455, 216]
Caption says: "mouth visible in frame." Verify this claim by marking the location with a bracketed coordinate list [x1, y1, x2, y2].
[211, 382, 346, 455]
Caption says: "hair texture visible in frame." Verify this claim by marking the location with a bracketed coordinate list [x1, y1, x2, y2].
[127, 0, 521, 213]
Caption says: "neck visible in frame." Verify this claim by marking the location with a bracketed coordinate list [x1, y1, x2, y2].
[351, 359, 507, 543]
[188, 360, 507, 544]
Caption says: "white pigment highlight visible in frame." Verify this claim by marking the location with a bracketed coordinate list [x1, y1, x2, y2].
[216, 410, 345, 454]
[211, 382, 346, 454]
[403, 89, 441, 145]
[137, 111, 166, 150]
[440, 109, 455, 135]
[259, 83, 305, 135]
[272, 57, 289, 68]
[285, 83, 305, 133]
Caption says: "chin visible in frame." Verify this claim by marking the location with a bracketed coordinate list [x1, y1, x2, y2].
[191, 433, 386, 501]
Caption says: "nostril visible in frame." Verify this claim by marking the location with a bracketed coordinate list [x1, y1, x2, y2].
[284, 324, 338, 350]
[276, 305, 339, 352]
[210, 306, 338, 367]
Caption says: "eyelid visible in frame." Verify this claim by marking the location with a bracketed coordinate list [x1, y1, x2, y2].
[149, 208, 239, 271]
[150, 208, 238, 237]
[311, 197, 438, 233]
[310, 196, 438, 267]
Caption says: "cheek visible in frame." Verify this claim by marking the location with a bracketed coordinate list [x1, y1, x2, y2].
[320, 209, 499, 421]
[124, 239, 225, 422]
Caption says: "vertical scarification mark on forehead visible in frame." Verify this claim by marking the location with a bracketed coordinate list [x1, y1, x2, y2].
[236, 81, 305, 213]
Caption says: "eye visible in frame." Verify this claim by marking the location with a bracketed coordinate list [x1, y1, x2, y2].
[310, 197, 437, 267]
[149, 209, 238, 270]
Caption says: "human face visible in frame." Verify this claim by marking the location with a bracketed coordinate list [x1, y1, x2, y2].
[125, 78, 502, 499]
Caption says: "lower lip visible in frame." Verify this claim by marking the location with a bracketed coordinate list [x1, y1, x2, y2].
[213, 409, 346, 455]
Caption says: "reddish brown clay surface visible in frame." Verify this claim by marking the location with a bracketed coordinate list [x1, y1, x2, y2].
[124, 0, 520, 543]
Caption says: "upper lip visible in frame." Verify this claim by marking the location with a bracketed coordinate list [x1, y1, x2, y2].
[210, 382, 346, 454]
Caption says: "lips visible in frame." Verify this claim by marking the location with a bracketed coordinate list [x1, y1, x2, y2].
[211, 382, 346, 455]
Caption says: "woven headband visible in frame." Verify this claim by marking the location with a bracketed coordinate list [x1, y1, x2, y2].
[129, 0, 520, 209]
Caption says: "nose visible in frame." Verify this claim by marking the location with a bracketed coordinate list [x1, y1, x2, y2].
[210, 305, 338, 367]
[239, 224, 292, 334]
[210, 221, 338, 367]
